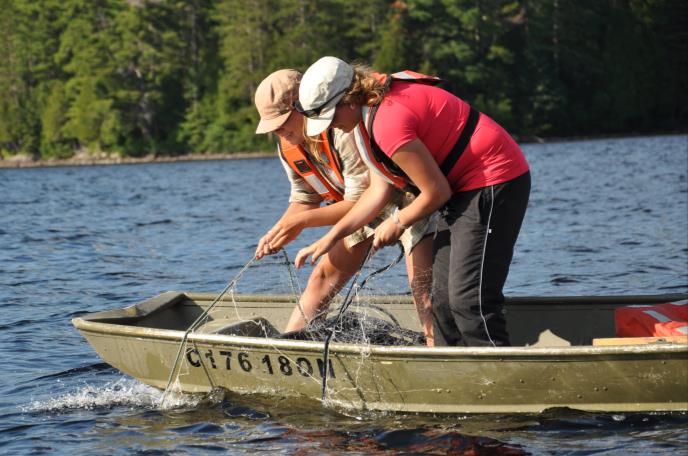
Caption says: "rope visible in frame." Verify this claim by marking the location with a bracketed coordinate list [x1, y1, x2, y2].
[282, 249, 307, 324]
[159, 255, 259, 408]
[320, 244, 405, 401]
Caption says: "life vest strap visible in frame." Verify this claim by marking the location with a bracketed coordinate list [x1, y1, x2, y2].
[366, 103, 411, 183]
[278, 135, 344, 203]
[440, 105, 480, 176]
[366, 72, 481, 186]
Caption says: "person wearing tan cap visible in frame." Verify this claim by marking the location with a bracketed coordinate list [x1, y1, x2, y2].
[253, 69, 437, 345]
[294, 57, 531, 348]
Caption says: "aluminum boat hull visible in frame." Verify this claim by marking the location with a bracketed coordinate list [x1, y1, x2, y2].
[72, 292, 688, 414]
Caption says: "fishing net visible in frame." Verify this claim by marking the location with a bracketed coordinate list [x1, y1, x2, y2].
[194, 245, 426, 346]
[277, 246, 427, 347]
[160, 244, 429, 407]
[280, 310, 425, 346]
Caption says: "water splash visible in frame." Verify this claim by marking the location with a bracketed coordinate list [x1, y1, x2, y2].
[21, 378, 206, 413]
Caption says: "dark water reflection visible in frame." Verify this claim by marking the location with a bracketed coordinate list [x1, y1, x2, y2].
[1, 135, 687, 454]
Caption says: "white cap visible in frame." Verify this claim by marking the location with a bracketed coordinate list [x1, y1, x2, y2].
[298, 56, 354, 136]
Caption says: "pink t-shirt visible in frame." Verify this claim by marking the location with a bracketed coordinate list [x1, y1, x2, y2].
[372, 82, 529, 192]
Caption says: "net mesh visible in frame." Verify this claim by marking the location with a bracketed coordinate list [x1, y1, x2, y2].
[160, 246, 426, 408]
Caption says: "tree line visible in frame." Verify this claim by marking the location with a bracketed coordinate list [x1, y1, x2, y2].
[1, 0, 685, 160]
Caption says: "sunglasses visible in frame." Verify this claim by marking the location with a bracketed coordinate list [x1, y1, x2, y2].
[294, 87, 348, 118]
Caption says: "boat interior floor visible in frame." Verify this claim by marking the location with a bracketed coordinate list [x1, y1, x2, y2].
[106, 292, 688, 348]
[191, 316, 686, 348]
[195, 312, 426, 346]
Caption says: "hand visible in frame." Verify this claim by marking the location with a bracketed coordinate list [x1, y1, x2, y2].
[255, 225, 280, 259]
[269, 214, 305, 252]
[255, 215, 306, 260]
[294, 233, 337, 268]
[373, 217, 404, 250]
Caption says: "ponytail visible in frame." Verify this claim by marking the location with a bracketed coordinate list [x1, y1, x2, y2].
[340, 63, 388, 107]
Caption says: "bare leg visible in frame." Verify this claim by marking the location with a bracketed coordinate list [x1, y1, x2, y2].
[285, 237, 372, 332]
[405, 235, 434, 346]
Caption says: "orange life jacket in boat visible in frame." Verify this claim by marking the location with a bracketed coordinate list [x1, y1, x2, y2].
[615, 300, 688, 337]
[278, 131, 344, 203]
[357, 71, 443, 190]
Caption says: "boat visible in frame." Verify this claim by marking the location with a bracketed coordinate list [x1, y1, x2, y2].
[72, 291, 688, 414]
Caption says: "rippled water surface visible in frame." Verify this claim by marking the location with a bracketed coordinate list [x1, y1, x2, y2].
[1, 135, 687, 454]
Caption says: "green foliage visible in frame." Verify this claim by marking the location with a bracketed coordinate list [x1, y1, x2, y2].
[0, 0, 67, 156]
[0, 0, 685, 159]
[374, 3, 408, 72]
[40, 81, 73, 158]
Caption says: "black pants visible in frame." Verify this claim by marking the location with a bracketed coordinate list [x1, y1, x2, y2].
[432, 171, 531, 347]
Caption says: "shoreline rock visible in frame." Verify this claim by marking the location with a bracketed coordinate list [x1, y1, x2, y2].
[1, 131, 684, 169]
[0, 151, 276, 169]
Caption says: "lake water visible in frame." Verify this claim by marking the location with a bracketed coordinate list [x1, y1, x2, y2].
[1, 135, 687, 454]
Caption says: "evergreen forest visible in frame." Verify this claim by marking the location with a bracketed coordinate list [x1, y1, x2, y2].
[1, 0, 686, 159]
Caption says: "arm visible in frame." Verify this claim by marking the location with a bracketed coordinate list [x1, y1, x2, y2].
[281, 128, 383, 258]
[270, 131, 368, 248]
[269, 199, 354, 250]
[294, 172, 396, 267]
[372, 138, 452, 249]
[256, 202, 317, 259]
[263, 152, 336, 254]
[291, 127, 375, 229]
[256, 153, 321, 259]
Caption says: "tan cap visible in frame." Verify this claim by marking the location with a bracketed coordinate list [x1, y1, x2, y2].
[298, 57, 354, 136]
[254, 69, 302, 134]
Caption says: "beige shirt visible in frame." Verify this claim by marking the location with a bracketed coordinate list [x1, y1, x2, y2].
[279, 129, 369, 204]
[278, 129, 438, 254]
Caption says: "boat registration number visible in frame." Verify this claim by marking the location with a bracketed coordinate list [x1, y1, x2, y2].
[185, 348, 335, 379]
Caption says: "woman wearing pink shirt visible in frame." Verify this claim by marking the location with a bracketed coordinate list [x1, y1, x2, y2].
[294, 57, 530, 347]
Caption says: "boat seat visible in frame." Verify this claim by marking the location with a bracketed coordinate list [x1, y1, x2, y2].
[195, 317, 281, 338]
[527, 329, 571, 347]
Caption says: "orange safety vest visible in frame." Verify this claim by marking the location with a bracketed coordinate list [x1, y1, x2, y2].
[615, 300, 688, 337]
[356, 71, 443, 190]
[278, 131, 345, 203]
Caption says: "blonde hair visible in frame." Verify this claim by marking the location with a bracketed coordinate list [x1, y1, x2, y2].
[302, 124, 324, 162]
[340, 63, 389, 107]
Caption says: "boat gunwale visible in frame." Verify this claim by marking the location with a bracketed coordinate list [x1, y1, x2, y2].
[72, 317, 688, 358]
[184, 292, 688, 306]
[73, 292, 688, 324]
